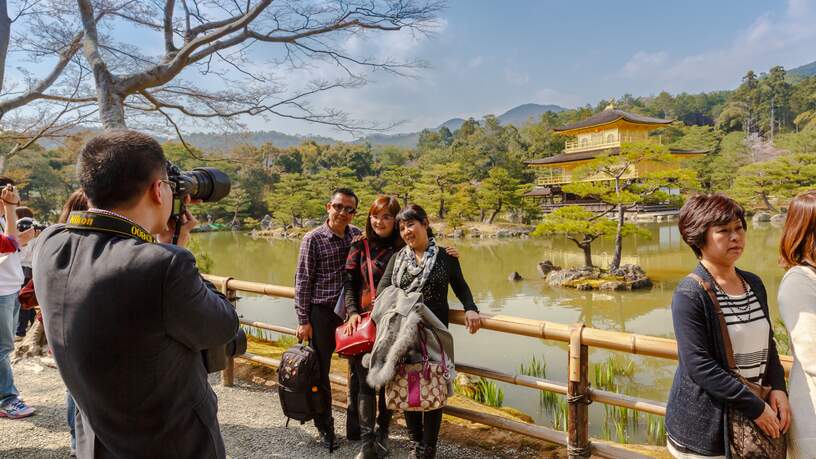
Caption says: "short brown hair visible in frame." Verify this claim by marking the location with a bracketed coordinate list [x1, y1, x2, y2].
[365, 196, 403, 246]
[15, 206, 34, 219]
[77, 129, 166, 209]
[678, 193, 747, 258]
[779, 191, 816, 269]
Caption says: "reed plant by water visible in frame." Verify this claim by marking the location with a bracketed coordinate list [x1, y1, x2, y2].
[519, 355, 559, 408]
[454, 376, 505, 408]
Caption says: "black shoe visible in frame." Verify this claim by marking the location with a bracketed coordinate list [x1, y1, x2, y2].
[318, 427, 336, 453]
[408, 443, 423, 459]
[375, 427, 390, 457]
[355, 394, 378, 459]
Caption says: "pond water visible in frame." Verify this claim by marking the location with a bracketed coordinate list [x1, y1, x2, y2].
[195, 221, 787, 445]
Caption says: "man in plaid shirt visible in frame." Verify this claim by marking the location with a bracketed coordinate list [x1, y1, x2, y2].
[294, 187, 361, 451]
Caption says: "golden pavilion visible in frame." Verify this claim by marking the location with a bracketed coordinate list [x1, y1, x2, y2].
[524, 106, 706, 212]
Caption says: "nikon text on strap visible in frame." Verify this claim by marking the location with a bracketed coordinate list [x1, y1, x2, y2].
[66, 211, 156, 244]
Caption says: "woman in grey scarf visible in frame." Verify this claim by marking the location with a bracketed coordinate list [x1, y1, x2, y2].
[375, 204, 481, 459]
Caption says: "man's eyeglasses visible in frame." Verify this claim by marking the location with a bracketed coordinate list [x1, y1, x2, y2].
[330, 203, 357, 215]
[160, 178, 177, 193]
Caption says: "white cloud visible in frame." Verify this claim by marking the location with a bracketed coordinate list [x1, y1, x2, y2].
[617, 0, 816, 92]
[467, 56, 485, 68]
[534, 88, 583, 108]
[619, 51, 668, 78]
[504, 67, 530, 86]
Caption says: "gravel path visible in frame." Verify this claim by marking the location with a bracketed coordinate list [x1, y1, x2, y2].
[0, 359, 516, 458]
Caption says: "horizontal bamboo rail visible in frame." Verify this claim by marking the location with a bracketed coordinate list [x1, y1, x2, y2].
[205, 273, 794, 458]
[207, 275, 792, 372]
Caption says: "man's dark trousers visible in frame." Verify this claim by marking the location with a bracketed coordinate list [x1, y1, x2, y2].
[310, 304, 342, 431]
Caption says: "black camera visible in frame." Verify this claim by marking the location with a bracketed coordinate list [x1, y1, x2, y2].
[203, 328, 248, 373]
[166, 162, 231, 202]
[16, 217, 47, 232]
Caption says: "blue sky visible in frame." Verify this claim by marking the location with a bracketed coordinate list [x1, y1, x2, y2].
[261, 0, 816, 138]
[6, 0, 816, 139]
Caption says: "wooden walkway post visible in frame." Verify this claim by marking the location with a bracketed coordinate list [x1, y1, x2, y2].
[221, 278, 236, 387]
[567, 323, 591, 458]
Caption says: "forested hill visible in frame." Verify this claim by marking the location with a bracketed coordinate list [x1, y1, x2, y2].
[184, 131, 338, 151]
[185, 103, 568, 150]
[790, 60, 816, 78]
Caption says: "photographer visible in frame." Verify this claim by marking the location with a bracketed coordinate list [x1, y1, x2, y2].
[0, 179, 36, 419]
[33, 130, 239, 458]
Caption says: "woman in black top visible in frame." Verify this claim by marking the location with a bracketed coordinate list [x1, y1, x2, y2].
[342, 197, 459, 459]
[377, 204, 481, 459]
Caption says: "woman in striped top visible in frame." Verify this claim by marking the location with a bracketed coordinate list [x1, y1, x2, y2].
[665, 193, 789, 458]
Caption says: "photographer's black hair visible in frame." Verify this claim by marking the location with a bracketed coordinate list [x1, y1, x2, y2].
[15, 206, 34, 219]
[396, 204, 434, 238]
[77, 130, 166, 210]
[331, 187, 358, 207]
[0, 176, 15, 187]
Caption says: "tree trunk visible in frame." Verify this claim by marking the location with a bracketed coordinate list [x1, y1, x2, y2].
[610, 203, 625, 271]
[479, 208, 485, 222]
[760, 192, 777, 213]
[0, 0, 11, 95]
[0, 152, 6, 175]
[581, 241, 593, 269]
[438, 197, 445, 219]
[487, 202, 501, 225]
[96, 80, 126, 129]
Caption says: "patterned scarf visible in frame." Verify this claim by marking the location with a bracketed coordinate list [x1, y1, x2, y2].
[392, 237, 439, 293]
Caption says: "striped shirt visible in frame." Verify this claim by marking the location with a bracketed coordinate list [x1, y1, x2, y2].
[715, 284, 769, 383]
[294, 221, 361, 325]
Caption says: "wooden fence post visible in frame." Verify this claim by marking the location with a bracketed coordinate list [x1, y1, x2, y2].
[567, 323, 591, 458]
[221, 277, 236, 387]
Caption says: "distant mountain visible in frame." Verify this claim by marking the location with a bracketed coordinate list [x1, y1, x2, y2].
[497, 103, 565, 126]
[355, 132, 421, 148]
[789, 60, 816, 78]
[438, 118, 466, 131]
[185, 130, 338, 151]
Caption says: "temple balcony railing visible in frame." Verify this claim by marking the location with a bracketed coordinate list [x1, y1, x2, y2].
[563, 135, 662, 154]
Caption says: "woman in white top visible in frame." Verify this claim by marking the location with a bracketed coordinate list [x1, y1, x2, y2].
[778, 190, 816, 458]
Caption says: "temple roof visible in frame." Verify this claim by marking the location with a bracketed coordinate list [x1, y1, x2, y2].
[554, 109, 673, 133]
[525, 148, 708, 166]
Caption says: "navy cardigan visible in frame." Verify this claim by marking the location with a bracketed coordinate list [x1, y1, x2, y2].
[665, 263, 786, 457]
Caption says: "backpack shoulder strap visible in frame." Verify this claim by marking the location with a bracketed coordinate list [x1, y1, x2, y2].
[686, 273, 737, 370]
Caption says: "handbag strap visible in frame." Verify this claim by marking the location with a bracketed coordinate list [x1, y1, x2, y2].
[364, 239, 376, 300]
[688, 273, 738, 371]
[417, 323, 449, 378]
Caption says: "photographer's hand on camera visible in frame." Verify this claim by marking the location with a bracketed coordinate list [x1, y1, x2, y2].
[158, 199, 199, 247]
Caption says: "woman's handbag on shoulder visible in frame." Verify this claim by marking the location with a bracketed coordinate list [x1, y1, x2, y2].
[385, 323, 449, 412]
[335, 239, 377, 357]
[19, 279, 37, 310]
[689, 273, 787, 459]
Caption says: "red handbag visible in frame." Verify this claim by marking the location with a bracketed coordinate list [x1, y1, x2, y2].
[19, 279, 38, 310]
[335, 240, 377, 357]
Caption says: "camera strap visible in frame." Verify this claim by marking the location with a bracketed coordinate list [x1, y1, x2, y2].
[65, 211, 155, 244]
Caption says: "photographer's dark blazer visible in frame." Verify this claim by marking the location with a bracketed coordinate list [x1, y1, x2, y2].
[33, 224, 239, 459]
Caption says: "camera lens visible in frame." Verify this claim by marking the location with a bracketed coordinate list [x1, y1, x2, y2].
[188, 168, 231, 202]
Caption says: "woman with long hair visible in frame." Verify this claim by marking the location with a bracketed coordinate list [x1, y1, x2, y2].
[665, 193, 789, 458]
[777, 190, 816, 457]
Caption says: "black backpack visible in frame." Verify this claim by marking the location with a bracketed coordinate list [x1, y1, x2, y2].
[278, 342, 325, 426]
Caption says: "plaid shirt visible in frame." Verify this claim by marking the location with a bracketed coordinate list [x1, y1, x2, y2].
[294, 221, 361, 325]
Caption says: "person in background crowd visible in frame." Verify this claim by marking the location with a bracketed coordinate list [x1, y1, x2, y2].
[0, 177, 36, 419]
[776, 190, 816, 458]
[665, 193, 789, 458]
[14, 206, 36, 340]
[342, 197, 459, 459]
[374, 204, 481, 459]
[294, 188, 361, 452]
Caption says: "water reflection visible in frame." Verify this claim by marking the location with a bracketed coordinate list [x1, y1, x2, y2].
[197, 221, 787, 443]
